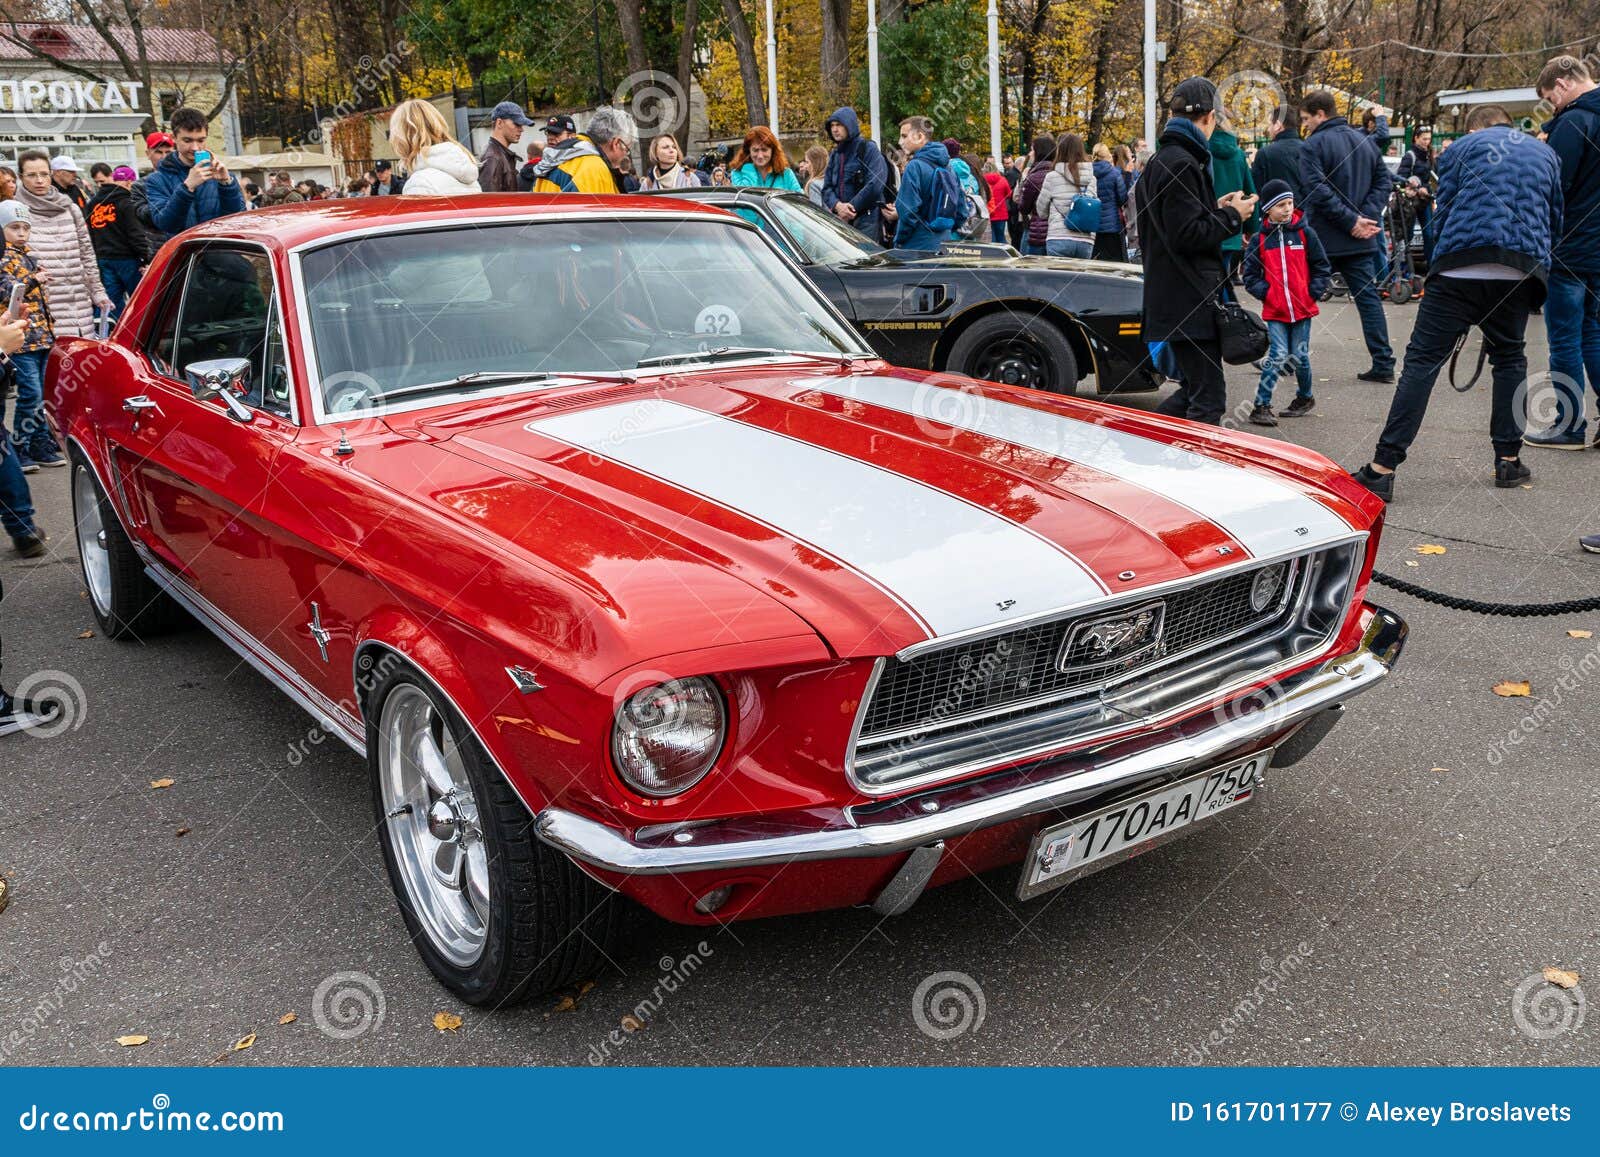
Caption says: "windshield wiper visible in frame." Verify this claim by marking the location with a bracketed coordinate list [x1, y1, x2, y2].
[635, 346, 859, 370]
[373, 369, 630, 403]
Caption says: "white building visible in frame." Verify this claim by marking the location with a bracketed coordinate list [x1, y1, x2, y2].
[0, 21, 240, 171]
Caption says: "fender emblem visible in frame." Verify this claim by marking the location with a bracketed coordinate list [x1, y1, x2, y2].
[506, 666, 545, 694]
[306, 602, 331, 663]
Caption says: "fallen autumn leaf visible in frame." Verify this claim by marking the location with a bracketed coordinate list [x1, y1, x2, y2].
[1491, 681, 1532, 698]
[278, 1013, 297, 1025]
[233, 1033, 256, 1051]
[76, 629, 94, 639]
[116, 1035, 148, 1047]
[432, 1011, 463, 1032]
[149, 778, 174, 789]
[1544, 967, 1581, 989]
[1413, 544, 1447, 555]
[1569, 630, 1594, 639]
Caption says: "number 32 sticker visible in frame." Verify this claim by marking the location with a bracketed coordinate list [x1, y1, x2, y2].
[695, 305, 741, 336]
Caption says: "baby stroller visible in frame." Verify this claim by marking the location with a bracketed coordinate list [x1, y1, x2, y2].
[1381, 185, 1425, 304]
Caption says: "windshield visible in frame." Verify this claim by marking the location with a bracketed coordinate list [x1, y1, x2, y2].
[765, 195, 883, 265]
[297, 217, 869, 414]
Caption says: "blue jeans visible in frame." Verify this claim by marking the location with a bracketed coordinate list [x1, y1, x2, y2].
[1542, 267, 1600, 436]
[1331, 250, 1393, 373]
[1255, 319, 1314, 406]
[990, 219, 1007, 243]
[98, 258, 142, 320]
[1045, 237, 1091, 258]
[0, 427, 35, 540]
[8, 349, 47, 449]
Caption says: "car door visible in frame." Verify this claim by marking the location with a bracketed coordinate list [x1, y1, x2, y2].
[109, 242, 300, 646]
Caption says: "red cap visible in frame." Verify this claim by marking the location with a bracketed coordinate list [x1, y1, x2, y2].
[145, 131, 175, 149]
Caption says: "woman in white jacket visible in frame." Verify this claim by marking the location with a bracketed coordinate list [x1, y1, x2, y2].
[1034, 132, 1095, 258]
[391, 100, 481, 196]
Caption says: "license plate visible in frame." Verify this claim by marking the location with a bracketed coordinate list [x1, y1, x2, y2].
[1017, 751, 1271, 900]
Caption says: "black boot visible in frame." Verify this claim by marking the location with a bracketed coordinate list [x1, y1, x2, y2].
[0, 687, 58, 737]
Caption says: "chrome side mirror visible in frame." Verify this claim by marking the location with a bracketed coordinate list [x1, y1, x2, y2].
[186, 357, 255, 423]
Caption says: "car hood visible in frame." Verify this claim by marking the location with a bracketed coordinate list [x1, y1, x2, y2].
[397, 364, 1371, 660]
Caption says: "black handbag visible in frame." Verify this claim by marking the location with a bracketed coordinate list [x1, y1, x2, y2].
[1212, 296, 1270, 365]
[1147, 190, 1269, 365]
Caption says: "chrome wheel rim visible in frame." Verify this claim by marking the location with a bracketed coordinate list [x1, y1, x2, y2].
[378, 685, 489, 966]
[73, 465, 112, 616]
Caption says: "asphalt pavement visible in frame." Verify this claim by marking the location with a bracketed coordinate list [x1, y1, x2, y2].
[2, 297, 1597, 1066]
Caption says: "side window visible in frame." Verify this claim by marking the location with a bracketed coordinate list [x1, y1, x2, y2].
[142, 251, 192, 377]
[170, 248, 288, 417]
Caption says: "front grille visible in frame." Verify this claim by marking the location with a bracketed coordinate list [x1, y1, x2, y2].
[851, 545, 1361, 791]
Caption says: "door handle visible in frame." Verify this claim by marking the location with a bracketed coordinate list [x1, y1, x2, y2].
[122, 395, 160, 414]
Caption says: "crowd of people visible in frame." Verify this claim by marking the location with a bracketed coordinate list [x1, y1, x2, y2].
[5, 63, 1600, 730]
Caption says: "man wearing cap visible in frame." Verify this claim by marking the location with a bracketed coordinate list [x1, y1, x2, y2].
[479, 100, 534, 194]
[369, 159, 405, 196]
[85, 165, 152, 318]
[521, 115, 575, 189]
[50, 156, 89, 212]
[531, 106, 636, 194]
[128, 131, 173, 242]
[1134, 76, 1257, 425]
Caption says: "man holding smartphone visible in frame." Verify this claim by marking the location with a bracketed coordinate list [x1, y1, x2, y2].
[1135, 77, 1257, 425]
[143, 107, 244, 239]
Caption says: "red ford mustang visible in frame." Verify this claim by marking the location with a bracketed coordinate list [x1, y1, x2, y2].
[46, 195, 1406, 1005]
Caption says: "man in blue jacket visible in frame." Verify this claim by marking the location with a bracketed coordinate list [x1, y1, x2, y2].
[821, 107, 888, 240]
[893, 117, 966, 251]
[1300, 90, 1395, 381]
[144, 107, 245, 239]
[1528, 55, 1600, 449]
[1350, 106, 1562, 502]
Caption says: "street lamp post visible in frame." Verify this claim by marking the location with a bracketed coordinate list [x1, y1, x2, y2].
[867, 0, 881, 144]
[765, 0, 779, 132]
[1143, 0, 1156, 147]
[987, 0, 1002, 163]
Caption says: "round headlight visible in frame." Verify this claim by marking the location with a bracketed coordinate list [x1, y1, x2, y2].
[610, 677, 727, 797]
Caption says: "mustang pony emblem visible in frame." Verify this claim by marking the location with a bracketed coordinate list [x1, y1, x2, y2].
[1058, 602, 1166, 672]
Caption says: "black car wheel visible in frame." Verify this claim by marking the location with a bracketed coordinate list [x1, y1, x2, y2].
[948, 314, 1079, 394]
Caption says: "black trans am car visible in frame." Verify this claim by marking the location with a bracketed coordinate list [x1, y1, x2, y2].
[656, 186, 1155, 396]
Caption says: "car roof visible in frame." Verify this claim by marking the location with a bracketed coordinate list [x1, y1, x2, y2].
[179, 194, 742, 252]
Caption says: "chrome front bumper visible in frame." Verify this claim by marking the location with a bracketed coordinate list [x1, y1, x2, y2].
[535, 606, 1407, 878]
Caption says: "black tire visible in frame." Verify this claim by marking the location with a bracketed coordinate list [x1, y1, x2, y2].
[368, 665, 627, 1007]
[68, 450, 188, 640]
[1389, 278, 1412, 304]
[947, 312, 1079, 395]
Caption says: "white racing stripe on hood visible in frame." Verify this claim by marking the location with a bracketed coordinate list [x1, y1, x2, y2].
[806, 376, 1352, 557]
[528, 398, 1108, 639]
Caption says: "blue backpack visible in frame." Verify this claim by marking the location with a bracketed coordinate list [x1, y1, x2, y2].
[923, 164, 963, 230]
[1066, 190, 1102, 233]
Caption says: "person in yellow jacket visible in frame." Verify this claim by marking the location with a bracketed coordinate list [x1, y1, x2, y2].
[531, 106, 638, 193]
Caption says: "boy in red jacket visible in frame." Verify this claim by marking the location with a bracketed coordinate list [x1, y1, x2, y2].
[1243, 179, 1331, 425]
